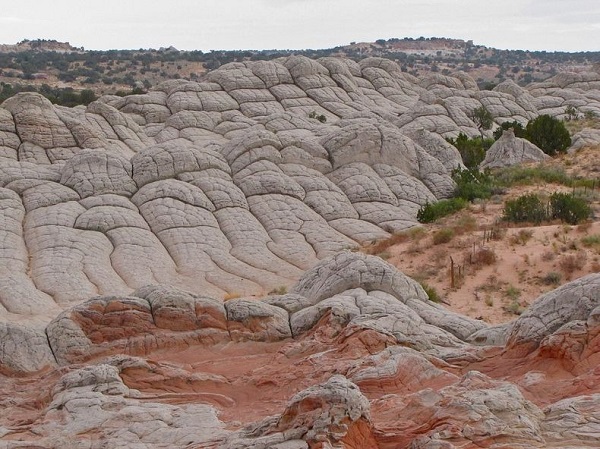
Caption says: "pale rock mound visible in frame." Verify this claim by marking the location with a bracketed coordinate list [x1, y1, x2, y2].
[480, 128, 549, 169]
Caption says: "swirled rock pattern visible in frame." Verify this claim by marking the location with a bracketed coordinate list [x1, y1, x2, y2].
[1, 253, 600, 448]
[2, 58, 600, 448]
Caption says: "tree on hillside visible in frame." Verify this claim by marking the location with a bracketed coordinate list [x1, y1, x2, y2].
[470, 106, 494, 138]
[493, 121, 526, 140]
[525, 115, 571, 156]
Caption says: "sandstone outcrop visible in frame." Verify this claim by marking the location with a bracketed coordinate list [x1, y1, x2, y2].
[480, 127, 549, 169]
[1, 58, 600, 448]
[1, 254, 600, 447]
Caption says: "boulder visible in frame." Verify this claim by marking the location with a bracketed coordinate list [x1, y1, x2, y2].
[480, 128, 549, 169]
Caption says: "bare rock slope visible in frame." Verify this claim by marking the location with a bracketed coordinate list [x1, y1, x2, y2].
[2, 58, 600, 448]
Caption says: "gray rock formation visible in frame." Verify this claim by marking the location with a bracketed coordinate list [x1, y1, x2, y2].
[480, 128, 549, 169]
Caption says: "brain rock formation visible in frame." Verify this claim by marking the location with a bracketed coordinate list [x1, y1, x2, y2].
[1, 58, 600, 448]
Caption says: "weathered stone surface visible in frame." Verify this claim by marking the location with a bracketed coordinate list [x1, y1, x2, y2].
[2, 58, 600, 448]
[506, 273, 600, 354]
[218, 375, 373, 449]
[0, 322, 57, 373]
[481, 128, 550, 169]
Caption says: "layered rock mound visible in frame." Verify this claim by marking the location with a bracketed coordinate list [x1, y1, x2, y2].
[1, 58, 600, 447]
[2, 252, 600, 448]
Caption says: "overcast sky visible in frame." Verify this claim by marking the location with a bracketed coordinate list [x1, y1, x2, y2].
[1, 0, 598, 52]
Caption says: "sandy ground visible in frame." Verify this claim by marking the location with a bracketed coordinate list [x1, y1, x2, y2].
[365, 153, 600, 325]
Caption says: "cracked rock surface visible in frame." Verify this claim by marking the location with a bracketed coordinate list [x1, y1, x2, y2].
[2, 59, 600, 448]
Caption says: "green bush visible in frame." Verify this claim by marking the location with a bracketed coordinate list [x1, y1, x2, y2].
[417, 198, 468, 223]
[452, 167, 494, 201]
[503, 194, 548, 224]
[525, 115, 571, 156]
[446, 133, 493, 169]
[503, 192, 592, 225]
[549, 192, 592, 225]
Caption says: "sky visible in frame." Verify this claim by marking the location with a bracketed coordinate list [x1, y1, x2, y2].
[0, 0, 598, 53]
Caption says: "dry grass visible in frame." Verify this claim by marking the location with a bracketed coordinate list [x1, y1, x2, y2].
[509, 229, 534, 245]
[471, 247, 497, 265]
[433, 228, 454, 245]
[558, 251, 587, 277]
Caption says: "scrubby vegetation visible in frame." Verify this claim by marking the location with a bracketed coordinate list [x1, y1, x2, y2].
[549, 192, 593, 225]
[418, 198, 468, 223]
[503, 192, 592, 225]
[525, 114, 572, 155]
[446, 133, 494, 169]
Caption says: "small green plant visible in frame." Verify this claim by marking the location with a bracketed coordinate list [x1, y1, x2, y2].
[541, 271, 562, 286]
[470, 105, 494, 138]
[505, 285, 521, 301]
[503, 194, 548, 224]
[505, 299, 524, 315]
[432, 228, 454, 245]
[564, 105, 579, 121]
[308, 110, 327, 123]
[417, 198, 468, 223]
[420, 281, 441, 303]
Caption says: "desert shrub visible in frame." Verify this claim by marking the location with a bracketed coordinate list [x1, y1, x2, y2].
[472, 247, 497, 265]
[417, 198, 468, 223]
[525, 114, 571, 156]
[452, 214, 478, 235]
[549, 192, 592, 225]
[503, 194, 548, 224]
[446, 133, 493, 169]
[505, 285, 521, 301]
[510, 229, 534, 245]
[505, 300, 524, 315]
[559, 252, 587, 275]
[452, 167, 494, 201]
[420, 281, 441, 303]
[432, 228, 454, 245]
[581, 234, 600, 247]
[541, 271, 562, 286]
[367, 231, 410, 255]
